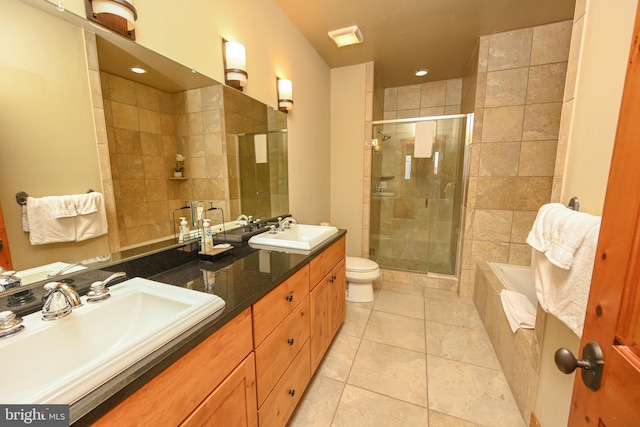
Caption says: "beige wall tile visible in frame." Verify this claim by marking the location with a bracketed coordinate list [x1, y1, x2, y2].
[419, 106, 445, 117]
[446, 79, 463, 106]
[530, 21, 573, 66]
[420, 81, 447, 108]
[514, 177, 552, 210]
[472, 209, 513, 242]
[519, 140, 557, 176]
[143, 156, 166, 179]
[487, 28, 533, 71]
[482, 106, 525, 142]
[119, 179, 147, 202]
[136, 84, 161, 111]
[140, 133, 164, 157]
[145, 179, 168, 202]
[508, 243, 532, 266]
[383, 87, 398, 111]
[485, 68, 529, 108]
[478, 142, 521, 177]
[475, 177, 517, 210]
[396, 85, 421, 110]
[522, 102, 562, 140]
[111, 102, 140, 131]
[117, 154, 144, 180]
[108, 74, 137, 105]
[527, 63, 568, 104]
[510, 210, 537, 243]
[138, 108, 162, 134]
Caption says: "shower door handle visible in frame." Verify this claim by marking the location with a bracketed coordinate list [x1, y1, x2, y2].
[425, 194, 429, 208]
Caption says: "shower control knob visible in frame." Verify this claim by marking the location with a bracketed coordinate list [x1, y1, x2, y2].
[554, 342, 604, 391]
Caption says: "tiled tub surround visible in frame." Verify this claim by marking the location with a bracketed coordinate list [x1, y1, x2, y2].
[474, 261, 544, 423]
[0, 232, 346, 424]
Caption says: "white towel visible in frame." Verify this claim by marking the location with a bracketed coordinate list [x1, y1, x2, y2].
[71, 192, 99, 215]
[26, 196, 76, 245]
[22, 205, 30, 232]
[74, 192, 108, 242]
[414, 121, 435, 158]
[500, 290, 536, 333]
[526, 203, 601, 270]
[531, 222, 600, 338]
[255, 134, 268, 163]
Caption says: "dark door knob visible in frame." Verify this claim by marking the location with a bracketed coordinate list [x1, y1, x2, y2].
[554, 342, 604, 391]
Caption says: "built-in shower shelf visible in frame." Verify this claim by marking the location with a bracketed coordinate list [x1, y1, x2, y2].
[379, 176, 395, 180]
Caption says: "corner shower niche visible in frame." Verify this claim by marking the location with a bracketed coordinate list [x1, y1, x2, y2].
[369, 114, 471, 275]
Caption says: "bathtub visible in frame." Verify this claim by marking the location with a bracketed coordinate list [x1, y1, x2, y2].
[487, 262, 537, 308]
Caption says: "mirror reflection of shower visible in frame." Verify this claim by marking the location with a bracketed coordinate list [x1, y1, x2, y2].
[369, 114, 473, 276]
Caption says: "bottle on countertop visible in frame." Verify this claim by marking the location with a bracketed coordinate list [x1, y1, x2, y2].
[202, 219, 214, 252]
[178, 217, 189, 243]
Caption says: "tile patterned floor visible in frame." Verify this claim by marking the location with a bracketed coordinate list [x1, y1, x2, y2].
[288, 281, 526, 427]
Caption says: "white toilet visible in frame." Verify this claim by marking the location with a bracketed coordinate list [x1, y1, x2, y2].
[345, 257, 380, 302]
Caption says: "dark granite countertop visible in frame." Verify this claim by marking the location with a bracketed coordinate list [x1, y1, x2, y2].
[67, 230, 347, 425]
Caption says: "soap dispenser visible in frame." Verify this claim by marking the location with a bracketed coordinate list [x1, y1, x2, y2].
[179, 217, 190, 242]
[202, 219, 214, 252]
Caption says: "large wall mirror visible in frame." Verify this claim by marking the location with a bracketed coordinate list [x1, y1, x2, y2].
[0, 0, 288, 291]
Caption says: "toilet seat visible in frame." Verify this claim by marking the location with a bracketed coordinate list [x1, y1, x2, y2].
[346, 256, 379, 273]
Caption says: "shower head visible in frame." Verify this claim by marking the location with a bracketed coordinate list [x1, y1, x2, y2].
[377, 129, 392, 141]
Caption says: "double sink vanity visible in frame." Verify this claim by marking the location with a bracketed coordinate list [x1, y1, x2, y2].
[0, 224, 345, 426]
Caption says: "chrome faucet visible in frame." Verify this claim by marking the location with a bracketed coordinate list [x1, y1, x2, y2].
[87, 272, 126, 302]
[278, 216, 298, 231]
[41, 282, 83, 321]
[47, 261, 83, 278]
[236, 214, 249, 224]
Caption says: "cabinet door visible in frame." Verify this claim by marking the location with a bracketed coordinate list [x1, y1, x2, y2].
[181, 353, 258, 427]
[310, 275, 330, 374]
[329, 258, 346, 337]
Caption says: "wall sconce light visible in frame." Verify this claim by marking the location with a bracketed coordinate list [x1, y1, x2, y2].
[277, 78, 293, 112]
[85, 0, 137, 40]
[223, 39, 248, 90]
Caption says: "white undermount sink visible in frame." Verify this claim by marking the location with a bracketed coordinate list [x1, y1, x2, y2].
[0, 277, 225, 404]
[248, 224, 339, 251]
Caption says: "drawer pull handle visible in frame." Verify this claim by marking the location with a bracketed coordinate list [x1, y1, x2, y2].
[332, 274, 337, 281]
[286, 294, 294, 302]
[288, 389, 296, 397]
[288, 338, 295, 346]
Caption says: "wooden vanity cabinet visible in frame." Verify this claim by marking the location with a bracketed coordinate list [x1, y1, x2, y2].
[309, 238, 346, 374]
[94, 308, 255, 427]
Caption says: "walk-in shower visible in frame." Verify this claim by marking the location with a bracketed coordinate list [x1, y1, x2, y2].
[369, 114, 472, 275]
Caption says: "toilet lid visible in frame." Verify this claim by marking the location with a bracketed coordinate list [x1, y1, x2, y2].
[346, 256, 379, 273]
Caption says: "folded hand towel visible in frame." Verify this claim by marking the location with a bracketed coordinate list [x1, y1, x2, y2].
[500, 290, 536, 333]
[71, 192, 99, 215]
[26, 197, 76, 245]
[74, 192, 108, 241]
[22, 205, 30, 232]
[414, 121, 435, 158]
[43, 195, 77, 218]
[526, 203, 572, 253]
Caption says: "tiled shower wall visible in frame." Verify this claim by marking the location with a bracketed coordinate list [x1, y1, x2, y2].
[458, 21, 573, 296]
[101, 71, 227, 247]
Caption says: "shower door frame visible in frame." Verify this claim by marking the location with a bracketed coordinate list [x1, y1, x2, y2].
[368, 113, 473, 277]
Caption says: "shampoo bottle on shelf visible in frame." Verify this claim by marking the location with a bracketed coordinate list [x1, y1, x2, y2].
[203, 219, 214, 252]
[178, 217, 189, 243]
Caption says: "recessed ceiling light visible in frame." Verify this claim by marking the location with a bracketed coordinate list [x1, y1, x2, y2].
[328, 25, 364, 48]
[415, 69, 429, 77]
[131, 67, 146, 74]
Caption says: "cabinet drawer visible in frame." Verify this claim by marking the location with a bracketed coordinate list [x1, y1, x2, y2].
[255, 296, 309, 407]
[252, 265, 309, 346]
[95, 308, 253, 427]
[258, 340, 311, 427]
[309, 236, 345, 288]
[180, 353, 257, 427]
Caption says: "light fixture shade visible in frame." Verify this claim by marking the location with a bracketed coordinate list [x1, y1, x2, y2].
[328, 25, 364, 48]
[92, 0, 137, 31]
[277, 78, 293, 112]
[224, 40, 248, 89]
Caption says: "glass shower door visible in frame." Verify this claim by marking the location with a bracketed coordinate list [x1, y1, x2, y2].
[369, 114, 468, 275]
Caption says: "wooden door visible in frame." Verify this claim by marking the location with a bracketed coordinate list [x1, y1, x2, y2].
[568, 3, 640, 425]
[310, 276, 330, 374]
[0, 200, 13, 270]
[329, 258, 346, 337]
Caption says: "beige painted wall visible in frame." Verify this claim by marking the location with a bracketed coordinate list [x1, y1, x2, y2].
[535, 0, 639, 426]
[0, 0, 109, 270]
[330, 65, 366, 256]
[558, 0, 638, 216]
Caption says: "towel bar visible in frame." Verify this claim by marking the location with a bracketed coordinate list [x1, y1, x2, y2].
[568, 197, 580, 211]
[16, 189, 95, 206]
